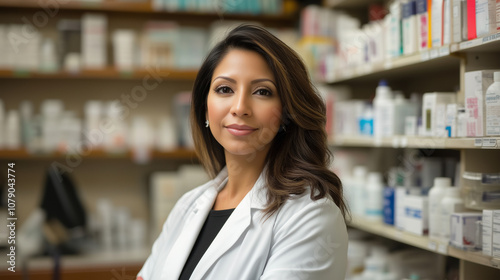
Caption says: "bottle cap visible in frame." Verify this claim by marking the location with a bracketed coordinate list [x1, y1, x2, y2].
[379, 79, 388, 86]
[434, 177, 451, 188]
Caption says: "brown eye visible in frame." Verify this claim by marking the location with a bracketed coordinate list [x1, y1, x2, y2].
[255, 89, 272, 96]
[215, 86, 233, 94]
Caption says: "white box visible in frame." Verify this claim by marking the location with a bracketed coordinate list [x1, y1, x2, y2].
[493, 210, 500, 257]
[395, 187, 407, 230]
[422, 92, 457, 137]
[475, 0, 497, 37]
[482, 209, 494, 256]
[82, 13, 107, 69]
[404, 195, 428, 236]
[464, 70, 500, 136]
[450, 212, 482, 250]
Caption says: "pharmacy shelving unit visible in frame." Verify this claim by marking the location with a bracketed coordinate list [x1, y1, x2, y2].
[0, 1, 298, 280]
[325, 1, 500, 279]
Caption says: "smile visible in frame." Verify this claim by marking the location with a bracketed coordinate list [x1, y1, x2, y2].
[225, 124, 258, 136]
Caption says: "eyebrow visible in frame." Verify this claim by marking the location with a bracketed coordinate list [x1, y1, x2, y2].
[213, 76, 277, 87]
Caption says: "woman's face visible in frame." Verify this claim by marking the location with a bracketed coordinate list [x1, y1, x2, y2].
[207, 48, 282, 158]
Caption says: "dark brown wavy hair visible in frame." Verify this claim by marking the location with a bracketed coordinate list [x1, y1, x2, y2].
[190, 24, 347, 220]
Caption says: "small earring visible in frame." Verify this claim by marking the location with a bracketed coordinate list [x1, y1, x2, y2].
[205, 120, 209, 128]
[280, 124, 286, 132]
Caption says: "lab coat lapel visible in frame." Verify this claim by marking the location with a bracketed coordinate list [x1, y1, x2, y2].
[161, 171, 229, 280]
[190, 167, 268, 280]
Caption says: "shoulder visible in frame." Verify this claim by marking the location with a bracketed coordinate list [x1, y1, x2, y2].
[273, 187, 347, 237]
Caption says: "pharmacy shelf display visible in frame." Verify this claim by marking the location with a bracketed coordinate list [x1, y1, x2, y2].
[349, 216, 500, 270]
[0, 0, 295, 25]
[325, 1, 500, 279]
[0, 68, 197, 80]
[0, 148, 197, 160]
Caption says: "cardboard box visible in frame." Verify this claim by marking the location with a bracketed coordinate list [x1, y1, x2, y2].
[422, 92, 456, 137]
[482, 210, 494, 256]
[464, 70, 500, 136]
[450, 212, 482, 250]
[493, 210, 500, 258]
[404, 195, 428, 235]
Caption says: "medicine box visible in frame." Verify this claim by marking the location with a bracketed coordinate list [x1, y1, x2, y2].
[450, 212, 482, 250]
[404, 195, 428, 236]
[493, 210, 500, 258]
[482, 209, 496, 256]
[422, 92, 456, 137]
[464, 70, 500, 137]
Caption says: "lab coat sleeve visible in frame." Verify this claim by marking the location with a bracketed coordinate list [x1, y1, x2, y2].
[260, 198, 348, 280]
[136, 190, 196, 279]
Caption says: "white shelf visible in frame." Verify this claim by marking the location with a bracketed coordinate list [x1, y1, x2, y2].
[331, 136, 500, 149]
[348, 216, 500, 270]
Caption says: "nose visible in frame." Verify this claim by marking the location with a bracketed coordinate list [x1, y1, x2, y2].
[230, 90, 252, 117]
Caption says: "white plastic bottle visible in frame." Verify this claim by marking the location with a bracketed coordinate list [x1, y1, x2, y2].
[365, 172, 384, 222]
[485, 72, 500, 136]
[5, 110, 20, 150]
[374, 80, 395, 138]
[428, 177, 452, 239]
[440, 187, 466, 240]
[352, 166, 368, 217]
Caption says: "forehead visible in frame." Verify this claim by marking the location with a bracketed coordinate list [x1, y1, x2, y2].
[211, 48, 275, 81]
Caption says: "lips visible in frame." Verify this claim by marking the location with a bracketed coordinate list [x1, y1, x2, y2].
[225, 124, 257, 136]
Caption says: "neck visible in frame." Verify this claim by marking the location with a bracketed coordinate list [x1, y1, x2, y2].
[224, 149, 267, 198]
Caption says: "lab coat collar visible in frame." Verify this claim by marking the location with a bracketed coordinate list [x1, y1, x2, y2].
[162, 165, 269, 280]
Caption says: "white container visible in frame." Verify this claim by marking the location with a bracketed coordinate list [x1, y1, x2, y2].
[475, 0, 496, 37]
[112, 29, 136, 70]
[41, 100, 64, 153]
[440, 187, 466, 240]
[464, 70, 500, 137]
[104, 101, 128, 153]
[482, 209, 496, 256]
[402, 0, 418, 55]
[428, 177, 452, 239]
[5, 110, 20, 150]
[373, 80, 395, 138]
[485, 72, 500, 136]
[421, 92, 456, 137]
[445, 103, 458, 137]
[365, 172, 384, 222]
[81, 13, 107, 69]
[431, 0, 444, 47]
[404, 194, 429, 235]
[394, 92, 419, 135]
[84, 101, 103, 149]
[389, 1, 402, 58]
[457, 107, 467, 137]
[450, 212, 483, 250]
[452, 0, 467, 43]
[416, 0, 430, 50]
[353, 166, 368, 217]
[39, 38, 58, 73]
[493, 211, 500, 258]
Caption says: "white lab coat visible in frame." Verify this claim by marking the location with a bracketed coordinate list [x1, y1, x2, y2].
[138, 166, 348, 280]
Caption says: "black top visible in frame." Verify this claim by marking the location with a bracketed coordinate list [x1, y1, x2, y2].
[178, 208, 235, 280]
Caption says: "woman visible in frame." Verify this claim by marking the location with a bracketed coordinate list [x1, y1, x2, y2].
[138, 24, 348, 280]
